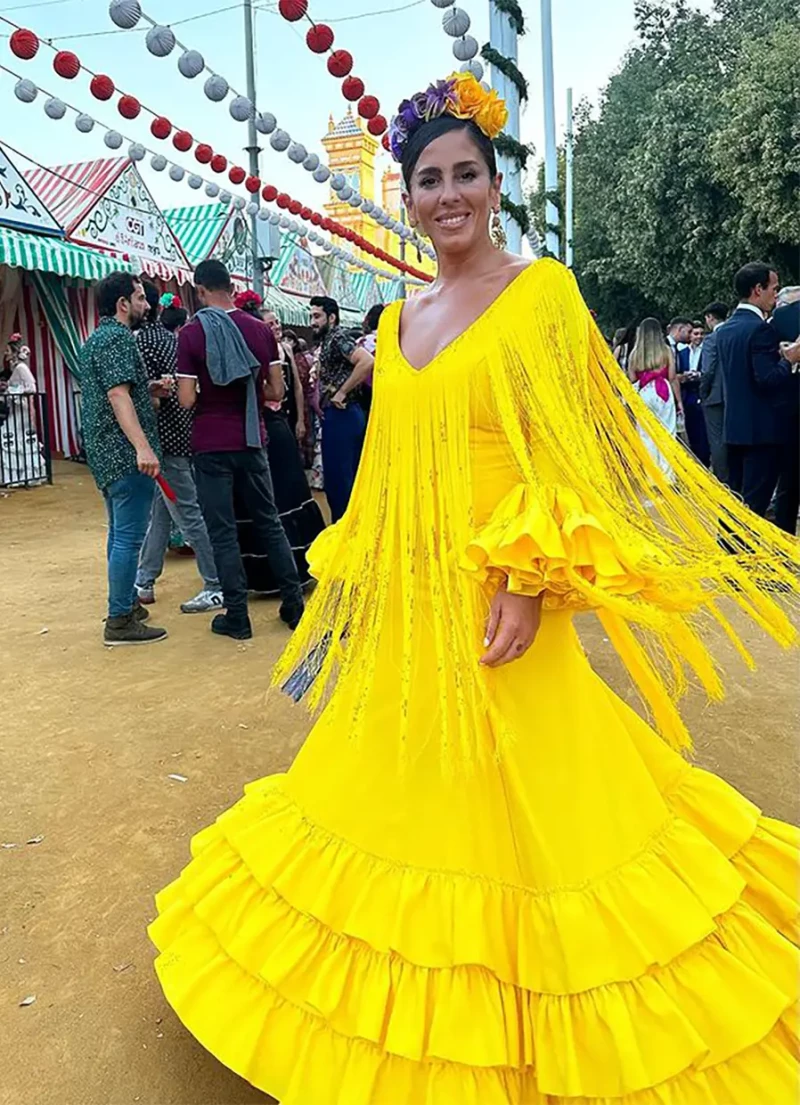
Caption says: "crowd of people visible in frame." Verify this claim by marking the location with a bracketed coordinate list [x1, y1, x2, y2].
[614, 261, 800, 532]
[77, 259, 375, 647]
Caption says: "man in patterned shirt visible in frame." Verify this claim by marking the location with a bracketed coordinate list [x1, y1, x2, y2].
[309, 295, 374, 522]
[78, 271, 167, 646]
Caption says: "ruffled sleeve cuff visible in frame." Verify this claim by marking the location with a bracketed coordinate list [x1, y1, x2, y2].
[462, 483, 654, 610]
[306, 521, 341, 581]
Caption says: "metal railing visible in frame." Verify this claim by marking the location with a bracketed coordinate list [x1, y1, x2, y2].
[0, 392, 53, 488]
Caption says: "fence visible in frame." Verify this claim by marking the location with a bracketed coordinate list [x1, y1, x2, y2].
[0, 392, 53, 488]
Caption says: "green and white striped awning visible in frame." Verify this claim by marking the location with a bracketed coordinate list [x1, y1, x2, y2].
[164, 204, 228, 266]
[0, 224, 132, 281]
[263, 284, 312, 328]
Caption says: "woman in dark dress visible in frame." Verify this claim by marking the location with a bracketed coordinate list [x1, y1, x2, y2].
[233, 292, 325, 595]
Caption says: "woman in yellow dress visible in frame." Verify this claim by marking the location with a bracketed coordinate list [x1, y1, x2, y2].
[150, 74, 799, 1103]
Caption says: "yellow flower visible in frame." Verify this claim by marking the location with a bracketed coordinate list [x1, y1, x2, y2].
[475, 89, 508, 139]
[450, 71, 487, 121]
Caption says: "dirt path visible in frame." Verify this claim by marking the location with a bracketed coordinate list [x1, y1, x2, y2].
[1, 463, 797, 1105]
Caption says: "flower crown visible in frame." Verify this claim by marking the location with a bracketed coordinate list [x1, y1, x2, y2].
[233, 289, 263, 311]
[159, 293, 182, 310]
[8, 332, 22, 344]
[388, 72, 508, 165]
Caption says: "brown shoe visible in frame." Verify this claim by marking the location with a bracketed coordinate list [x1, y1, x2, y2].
[104, 612, 168, 647]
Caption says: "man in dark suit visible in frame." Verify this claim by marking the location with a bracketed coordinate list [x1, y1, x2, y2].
[668, 316, 710, 464]
[715, 262, 800, 521]
[698, 301, 730, 484]
[770, 289, 800, 533]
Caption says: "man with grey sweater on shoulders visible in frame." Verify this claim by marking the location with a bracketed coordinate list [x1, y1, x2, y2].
[177, 260, 304, 640]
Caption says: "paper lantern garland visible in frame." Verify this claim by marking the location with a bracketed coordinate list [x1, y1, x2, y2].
[44, 97, 67, 120]
[118, 94, 141, 120]
[145, 25, 175, 58]
[430, 0, 454, 6]
[246, 202, 259, 216]
[357, 95, 379, 120]
[262, 184, 278, 202]
[104, 130, 124, 149]
[188, 174, 203, 189]
[10, 29, 39, 61]
[229, 166, 246, 185]
[109, 0, 141, 30]
[306, 24, 334, 53]
[205, 182, 220, 198]
[128, 142, 146, 161]
[460, 58, 483, 80]
[194, 143, 213, 164]
[278, 0, 307, 20]
[90, 74, 115, 100]
[245, 176, 261, 194]
[178, 49, 204, 78]
[210, 154, 227, 173]
[327, 50, 352, 78]
[229, 96, 254, 122]
[443, 7, 470, 35]
[169, 164, 185, 182]
[204, 74, 229, 102]
[255, 112, 276, 135]
[313, 164, 331, 183]
[75, 113, 95, 133]
[342, 76, 364, 102]
[14, 79, 38, 103]
[151, 116, 172, 139]
[453, 34, 479, 61]
[172, 130, 193, 152]
[287, 142, 307, 164]
[269, 130, 291, 152]
[367, 114, 387, 136]
[219, 190, 232, 205]
[53, 51, 80, 79]
[303, 152, 320, 172]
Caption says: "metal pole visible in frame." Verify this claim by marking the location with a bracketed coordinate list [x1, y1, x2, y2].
[565, 87, 574, 268]
[498, 5, 522, 254]
[488, 1, 510, 241]
[540, 0, 560, 258]
[243, 0, 263, 298]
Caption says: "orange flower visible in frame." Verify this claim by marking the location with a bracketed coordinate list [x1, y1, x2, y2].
[475, 88, 508, 139]
[450, 71, 487, 120]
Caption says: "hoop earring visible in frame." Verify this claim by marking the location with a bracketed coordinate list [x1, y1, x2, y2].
[491, 211, 507, 251]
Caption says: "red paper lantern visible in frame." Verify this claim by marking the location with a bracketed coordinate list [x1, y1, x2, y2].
[276, 193, 290, 209]
[211, 154, 227, 173]
[288, 199, 302, 215]
[367, 114, 387, 136]
[90, 73, 115, 101]
[327, 50, 352, 79]
[118, 95, 141, 120]
[358, 95, 379, 120]
[321, 217, 331, 230]
[342, 76, 364, 102]
[228, 165, 246, 185]
[306, 23, 334, 53]
[173, 130, 193, 152]
[195, 143, 213, 164]
[381, 133, 391, 152]
[300, 206, 312, 220]
[245, 175, 261, 194]
[310, 212, 322, 226]
[262, 184, 278, 202]
[151, 116, 172, 140]
[345, 229, 356, 242]
[53, 50, 80, 79]
[277, 0, 307, 20]
[10, 29, 39, 61]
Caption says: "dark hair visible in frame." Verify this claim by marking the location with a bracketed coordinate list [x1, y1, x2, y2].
[194, 259, 232, 293]
[702, 301, 728, 323]
[141, 279, 160, 324]
[667, 316, 692, 331]
[734, 261, 776, 301]
[310, 295, 340, 326]
[691, 320, 704, 330]
[241, 300, 262, 317]
[364, 303, 385, 333]
[97, 271, 142, 318]
[161, 306, 188, 333]
[283, 328, 298, 348]
[401, 115, 497, 188]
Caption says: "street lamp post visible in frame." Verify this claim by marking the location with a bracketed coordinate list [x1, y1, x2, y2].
[565, 87, 574, 268]
[540, 0, 560, 259]
[243, 0, 263, 298]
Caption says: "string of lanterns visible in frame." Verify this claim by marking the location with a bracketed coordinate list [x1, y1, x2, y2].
[428, 0, 484, 81]
[2, 62, 431, 284]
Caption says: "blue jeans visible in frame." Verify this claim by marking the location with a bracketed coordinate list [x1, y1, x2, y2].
[102, 471, 155, 618]
[321, 403, 366, 523]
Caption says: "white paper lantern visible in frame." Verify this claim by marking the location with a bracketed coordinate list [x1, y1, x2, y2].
[219, 190, 232, 205]
[233, 196, 246, 210]
[255, 112, 276, 135]
[453, 34, 478, 61]
[205, 182, 220, 198]
[109, 0, 141, 30]
[14, 78, 38, 104]
[188, 174, 203, 189]
[269, 129, 291, 152]
[105, 130, 124, 150]
[362, 199, 374, 213]
[330, 173, 346, 191]
[246, 201, 259, 216]
[146, 24, 175, 57]
[128, 142, 146, 161]
[169, 164, 185, 182]
[460, 58, 483, 81]
[322, 241, 332, 252]
[348, 193, 361, 207]
[303, 152, 319, 172]
[481, 81, 491, 92]
[312, 164, 330, 184]
[279, 215, 291, 229]
[287, 142, 307, 164]
[229, 96, 253, 122]
[150, 153, 167, 171]
[297, 222, 308, 237]
[269, 212, 281, 225]
[443, 6, 470, 36]
[287, 220, 298, 234]
[75, 113, 95, 133]
[257, 207, 270, 221]
[338, 185, 352, 201]
[204, 74, 229, 102]
[178, 49, 204, 78]
[44, 97, 67, 120]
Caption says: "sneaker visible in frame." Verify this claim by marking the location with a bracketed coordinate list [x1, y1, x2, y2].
[133, 602, 150, 623]
[104, 612, 168, 647]
[211, 613, 253, 640]
[180, 589, 224, 614]
[279, 601, 305, 631]
[136, 584, 155, 605]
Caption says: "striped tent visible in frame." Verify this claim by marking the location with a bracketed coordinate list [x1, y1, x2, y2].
[0, 224, 132, 282]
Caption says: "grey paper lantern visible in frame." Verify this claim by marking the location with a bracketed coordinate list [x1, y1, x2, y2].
[443, 6, 470, 36]
[178, 49, 204, 78]
[44, 97, 67, 120]
[330, 173, 346, 191]
[75, 113, 95, 133]
[362, 199, 374, 213]
[205, 182, 220, 198]
[279, 215, 291, 229]
[269, 129, 291, 152]
[257, 207, 270, 221]
[287, 142, 307, 164]
[169, 164, 185, 182]
[229, 96, 253, 122]
[150, 153, 167, 171]
[312, 164, 330, 183]
[460, 58, 483, 81]
[219, 190, 232, 205]
[105, 130, 124, 150]
[287, 220, 298, 234]
[348, 193, 361, 207]
[14, 79, 38, 104]
[233, 196, 246, 210]
[302, 152, 319, 172]
[481, 80, 491, 92]
[298, 223, 309, 237]
[146, 25, 175, 58]
[430, 0, 454, 6]
[453, 34, 478, 61]
[204, 74, 229, 102]
[246, 201, 259, 216]
[128, 142, 146, 161]
[255, 112, 276, 135]
[322, 241, 332, 252]
[188, 174, 203, 189]
[338, 185, 352, 201]
[109, 0, 141, 30]
[269, 212, 281, 225]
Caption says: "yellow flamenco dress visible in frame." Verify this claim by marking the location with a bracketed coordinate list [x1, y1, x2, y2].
[150, 260, 800, 1104]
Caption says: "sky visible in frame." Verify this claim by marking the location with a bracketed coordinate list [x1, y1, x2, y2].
[0, 0, 693, 219]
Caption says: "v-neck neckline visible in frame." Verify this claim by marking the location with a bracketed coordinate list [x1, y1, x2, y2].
[396, 263, 535, 375]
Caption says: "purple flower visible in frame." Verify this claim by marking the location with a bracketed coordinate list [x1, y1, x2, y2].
[422, 79, 456, 121]
[409, 92, 429, 120]
[397, 98, 419, 132]
[388, 117, 408, 162]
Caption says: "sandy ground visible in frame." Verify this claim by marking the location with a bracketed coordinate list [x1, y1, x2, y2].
[1, 462, 797, 1105]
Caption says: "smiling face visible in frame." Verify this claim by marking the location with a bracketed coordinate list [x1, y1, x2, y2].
[403, 127, 502, 258]
[262, 309, 282, 342]
[690, 325, 704, 347]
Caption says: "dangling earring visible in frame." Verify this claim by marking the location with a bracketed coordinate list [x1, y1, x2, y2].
[491, 210, 507, 251]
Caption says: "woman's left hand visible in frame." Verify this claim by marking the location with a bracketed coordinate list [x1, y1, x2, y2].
[296, 418, 307, 442]
[480, 591, 543, 668]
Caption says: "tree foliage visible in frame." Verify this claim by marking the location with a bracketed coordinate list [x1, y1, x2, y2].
[528, 0, 800, 330]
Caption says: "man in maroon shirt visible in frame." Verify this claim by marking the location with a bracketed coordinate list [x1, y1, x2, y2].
[177, 260, 304, 639]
